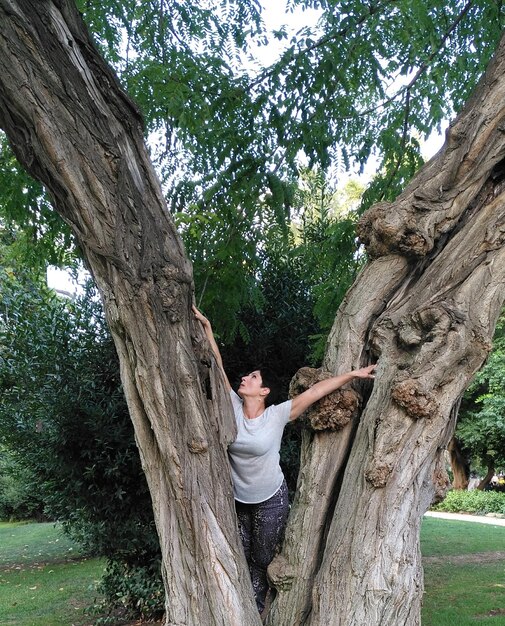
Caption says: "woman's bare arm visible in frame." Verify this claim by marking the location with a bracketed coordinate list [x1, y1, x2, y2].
[193, 305, 231, 392]
[289, 364, 376, 420]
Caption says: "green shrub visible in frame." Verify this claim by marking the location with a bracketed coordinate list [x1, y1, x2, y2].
[0, 273, 162, 617]
[433, 489, 505, 515]
[0, 447, 44, 521]
[92, 559, 164, 623]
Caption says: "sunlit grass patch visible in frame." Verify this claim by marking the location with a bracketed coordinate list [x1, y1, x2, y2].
[0, 521, 105, 626]
[422, 561, 505, 626]
[421, 517, 505, 626]
[421, 516, 505, 557]
[0, 521, 84, 568]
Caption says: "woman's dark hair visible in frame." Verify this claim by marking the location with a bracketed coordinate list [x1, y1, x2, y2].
[257, 366, 281, 407]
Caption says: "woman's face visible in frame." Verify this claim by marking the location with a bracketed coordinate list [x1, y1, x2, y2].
[238, 370, 268, 399]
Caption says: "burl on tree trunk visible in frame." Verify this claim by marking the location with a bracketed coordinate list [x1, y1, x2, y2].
[267, 32, 505, 626]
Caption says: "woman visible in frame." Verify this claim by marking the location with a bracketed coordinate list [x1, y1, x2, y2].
[193, 306, 376, 614]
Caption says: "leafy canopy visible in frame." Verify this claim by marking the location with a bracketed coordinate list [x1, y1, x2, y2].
[77, 0, 504, 201]
[76, 0, 505, 335]
[1, 0, 504, 336]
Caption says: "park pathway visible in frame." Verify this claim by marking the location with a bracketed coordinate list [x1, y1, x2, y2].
[425, 510, 505, 527]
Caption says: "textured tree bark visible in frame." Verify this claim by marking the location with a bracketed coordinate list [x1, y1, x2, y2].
[0, 2, 260, 624]
[268, 32, 505, 626]
[478, 464, 496, 491]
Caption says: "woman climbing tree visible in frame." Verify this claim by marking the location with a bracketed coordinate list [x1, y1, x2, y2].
[193, 306, 376, 616]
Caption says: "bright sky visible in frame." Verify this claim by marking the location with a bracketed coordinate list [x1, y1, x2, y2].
[47, 266, 84, 296]
[262, 2, 320, 28]
[255, 2, 322, 60]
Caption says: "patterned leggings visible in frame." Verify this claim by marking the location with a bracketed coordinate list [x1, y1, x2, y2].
[235, 480, 289, 613]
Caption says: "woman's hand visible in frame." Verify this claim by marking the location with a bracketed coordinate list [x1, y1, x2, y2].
[351, 364, 377, 379]
[192, 305, 210, 328]
[289, 363, 377, 420]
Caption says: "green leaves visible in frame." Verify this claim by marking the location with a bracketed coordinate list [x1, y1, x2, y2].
[433, 489, 505, 515]
[73, 0, 505, 220]
[457, 312, 505, 473]
[0, 137, 75, 270]
[0, 267, 162, 615]
[2, 0, 504, 335]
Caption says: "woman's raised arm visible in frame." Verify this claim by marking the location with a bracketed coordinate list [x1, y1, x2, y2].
[193, 305, 231, 392]
[289, 364, 376, 421]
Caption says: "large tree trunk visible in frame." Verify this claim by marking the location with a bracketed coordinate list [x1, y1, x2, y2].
[268, 32, 505, 626]
[1, 3, 505, 626]
[0, 2, 260, 624]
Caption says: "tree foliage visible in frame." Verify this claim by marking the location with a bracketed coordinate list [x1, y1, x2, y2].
[82, 0, 504, 199]
[0, 249, 164, 619]
[0, 444, 44, 521]
[456, 311, 505, 476]
[0, 135, 74, 270]
[291, 172, 365, 359]
[2, 1, 504, 335]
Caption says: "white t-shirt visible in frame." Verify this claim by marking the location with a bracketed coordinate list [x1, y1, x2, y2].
[228, 390, 292, 504]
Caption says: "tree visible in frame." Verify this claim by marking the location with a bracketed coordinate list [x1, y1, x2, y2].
[0, 3, 504, 626]
[447, 436, 470, 490]
[0, 3, 259, 623]
[267, 38, 505, 622]
[455, 311, 505, 488]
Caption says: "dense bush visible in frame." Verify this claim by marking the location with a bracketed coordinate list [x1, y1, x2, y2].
[93, 560, 164, 623]
[0, 446, 44, 521]
[433, 489, 505, 516]
[0, 270, 164, 619]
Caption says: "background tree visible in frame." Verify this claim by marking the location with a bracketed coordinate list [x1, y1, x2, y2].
[0, 134, 74, 269]
[0, 253, 164, 619]
[454, 311, 505, 489]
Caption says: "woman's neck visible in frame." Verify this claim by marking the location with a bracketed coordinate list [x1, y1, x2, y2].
[242, 396, 266, 420]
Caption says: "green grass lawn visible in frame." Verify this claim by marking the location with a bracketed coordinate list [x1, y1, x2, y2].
[421, 517, 505, 626]
[422, 561, 505, 626]
[0, 522, 105, 626]
[1, 517, 504, 625]
[0, 521, 85, 568]
[421, 516, 505, 556]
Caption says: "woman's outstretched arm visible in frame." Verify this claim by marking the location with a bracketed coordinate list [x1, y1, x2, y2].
[193, 305, 231, 392]
[289, 364, 376, 421]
